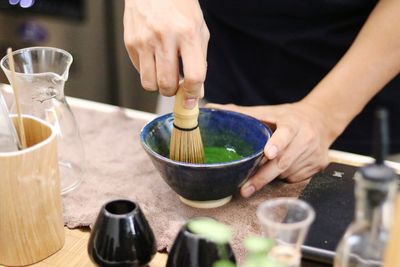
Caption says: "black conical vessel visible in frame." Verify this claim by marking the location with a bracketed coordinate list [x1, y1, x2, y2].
[167, 223, 236, 267]
[88, 199, 156, 267]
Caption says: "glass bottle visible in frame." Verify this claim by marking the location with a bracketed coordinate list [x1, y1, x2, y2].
[334, 164, 398, 267]
[0, 47, 84, 194]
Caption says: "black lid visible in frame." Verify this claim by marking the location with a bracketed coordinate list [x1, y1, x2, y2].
[359, 163, 396, 183]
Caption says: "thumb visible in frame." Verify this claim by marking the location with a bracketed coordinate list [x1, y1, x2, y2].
[240, 158, 281, 197]
[264, 123, 298, 160]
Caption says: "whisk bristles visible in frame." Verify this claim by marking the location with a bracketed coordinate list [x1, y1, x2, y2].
[170, 125, 204, 163]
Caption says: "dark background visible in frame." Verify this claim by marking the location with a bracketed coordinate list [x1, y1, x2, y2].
[0, 0, 159, 112]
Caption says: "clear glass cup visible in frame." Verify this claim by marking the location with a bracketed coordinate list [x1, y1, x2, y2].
[0, 47, 83, 194]
[256, 197, 315, 267]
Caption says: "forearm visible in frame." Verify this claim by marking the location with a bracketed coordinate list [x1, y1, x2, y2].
[303, 0, 400, 138]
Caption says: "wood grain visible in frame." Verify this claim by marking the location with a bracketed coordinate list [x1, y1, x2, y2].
[0, 228, 167, 267]
[0, 116, 64, 266]
[1, 150, 399, 266]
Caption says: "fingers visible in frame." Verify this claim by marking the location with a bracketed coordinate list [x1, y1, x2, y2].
[123, 0, 210, 100]
[240, 135, 306, 198]
[279, 134, 319, 178]
[240, 158, 281, 197]
[273, 130, 308, 174]
[155, 40, 179, 96]
[285, 153, 329, 183]
[127, 49, 140, 71]
[138, 50, 158, 91]
[123, 8, 140, 71]
[240, 155, 325, 198]
[180, 38, 206, 109]
[264, 123, 298, 160]
[287, 165, 322, 183]
[207, 101, 333, 198]
[200, 24, 210, 62]
[207, 104, 298, 162]
[280, 150, 313, 179]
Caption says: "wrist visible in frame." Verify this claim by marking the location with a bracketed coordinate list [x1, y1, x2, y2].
[297, 98, 349, 143]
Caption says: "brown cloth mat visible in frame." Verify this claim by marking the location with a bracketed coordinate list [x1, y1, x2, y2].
[63, 106, 308, 262]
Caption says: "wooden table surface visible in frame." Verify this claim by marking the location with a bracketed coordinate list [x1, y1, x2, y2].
[22, 228, 167, 267]
[1, 150, 397, 267]
[2, 98, 400, 267]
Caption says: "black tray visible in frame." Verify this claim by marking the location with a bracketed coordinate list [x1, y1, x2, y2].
[300, 162, 358, 264]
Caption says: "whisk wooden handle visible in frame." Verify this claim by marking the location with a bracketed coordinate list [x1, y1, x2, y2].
[173, 87, 199, 129]
[170, 86, 204, 163]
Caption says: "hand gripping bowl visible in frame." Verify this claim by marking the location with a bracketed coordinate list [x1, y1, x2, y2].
[140, 108, 271, 208]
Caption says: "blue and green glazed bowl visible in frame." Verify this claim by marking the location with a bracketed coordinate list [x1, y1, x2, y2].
[140, 108, 271, 208]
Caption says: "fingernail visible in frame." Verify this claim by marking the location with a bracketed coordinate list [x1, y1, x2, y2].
[266, 145, 278, 159]
[184, 98, 197, 109]
[242, 184, 255, 198]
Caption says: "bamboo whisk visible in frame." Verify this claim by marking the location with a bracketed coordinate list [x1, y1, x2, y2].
[169, 88, 204, 163]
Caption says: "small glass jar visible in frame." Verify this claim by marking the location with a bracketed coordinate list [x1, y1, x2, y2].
[257, 197, 315, 267]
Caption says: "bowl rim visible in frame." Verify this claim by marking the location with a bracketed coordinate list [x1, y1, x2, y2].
[140, 108, 272, 168]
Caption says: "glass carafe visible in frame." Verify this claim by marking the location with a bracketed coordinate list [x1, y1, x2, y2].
[1, 47, 83, 194]
[334, 164, 398, 267]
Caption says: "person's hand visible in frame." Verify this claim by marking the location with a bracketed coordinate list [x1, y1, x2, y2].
[207, 101, 339, 197]
[124, 0, 209, 109]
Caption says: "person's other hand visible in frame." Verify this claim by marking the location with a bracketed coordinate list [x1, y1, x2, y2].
[124, 0, 209, 109]
[206, 102, 339, 197]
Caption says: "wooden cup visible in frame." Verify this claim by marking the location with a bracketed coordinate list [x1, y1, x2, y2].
[0, 115, 64, 266]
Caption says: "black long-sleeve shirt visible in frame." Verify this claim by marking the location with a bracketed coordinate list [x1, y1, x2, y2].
[200, 0, 400, 155]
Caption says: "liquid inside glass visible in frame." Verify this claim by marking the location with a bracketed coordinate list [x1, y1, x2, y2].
[268, 245, 301, 267]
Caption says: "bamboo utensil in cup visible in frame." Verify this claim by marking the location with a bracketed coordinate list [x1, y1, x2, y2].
[0, 115, 64, 266]
[7, 47, 27, 149]
[169, 87, 204, 163]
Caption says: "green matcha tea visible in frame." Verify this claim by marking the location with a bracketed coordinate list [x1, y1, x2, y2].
[204, 146, 243, 163]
